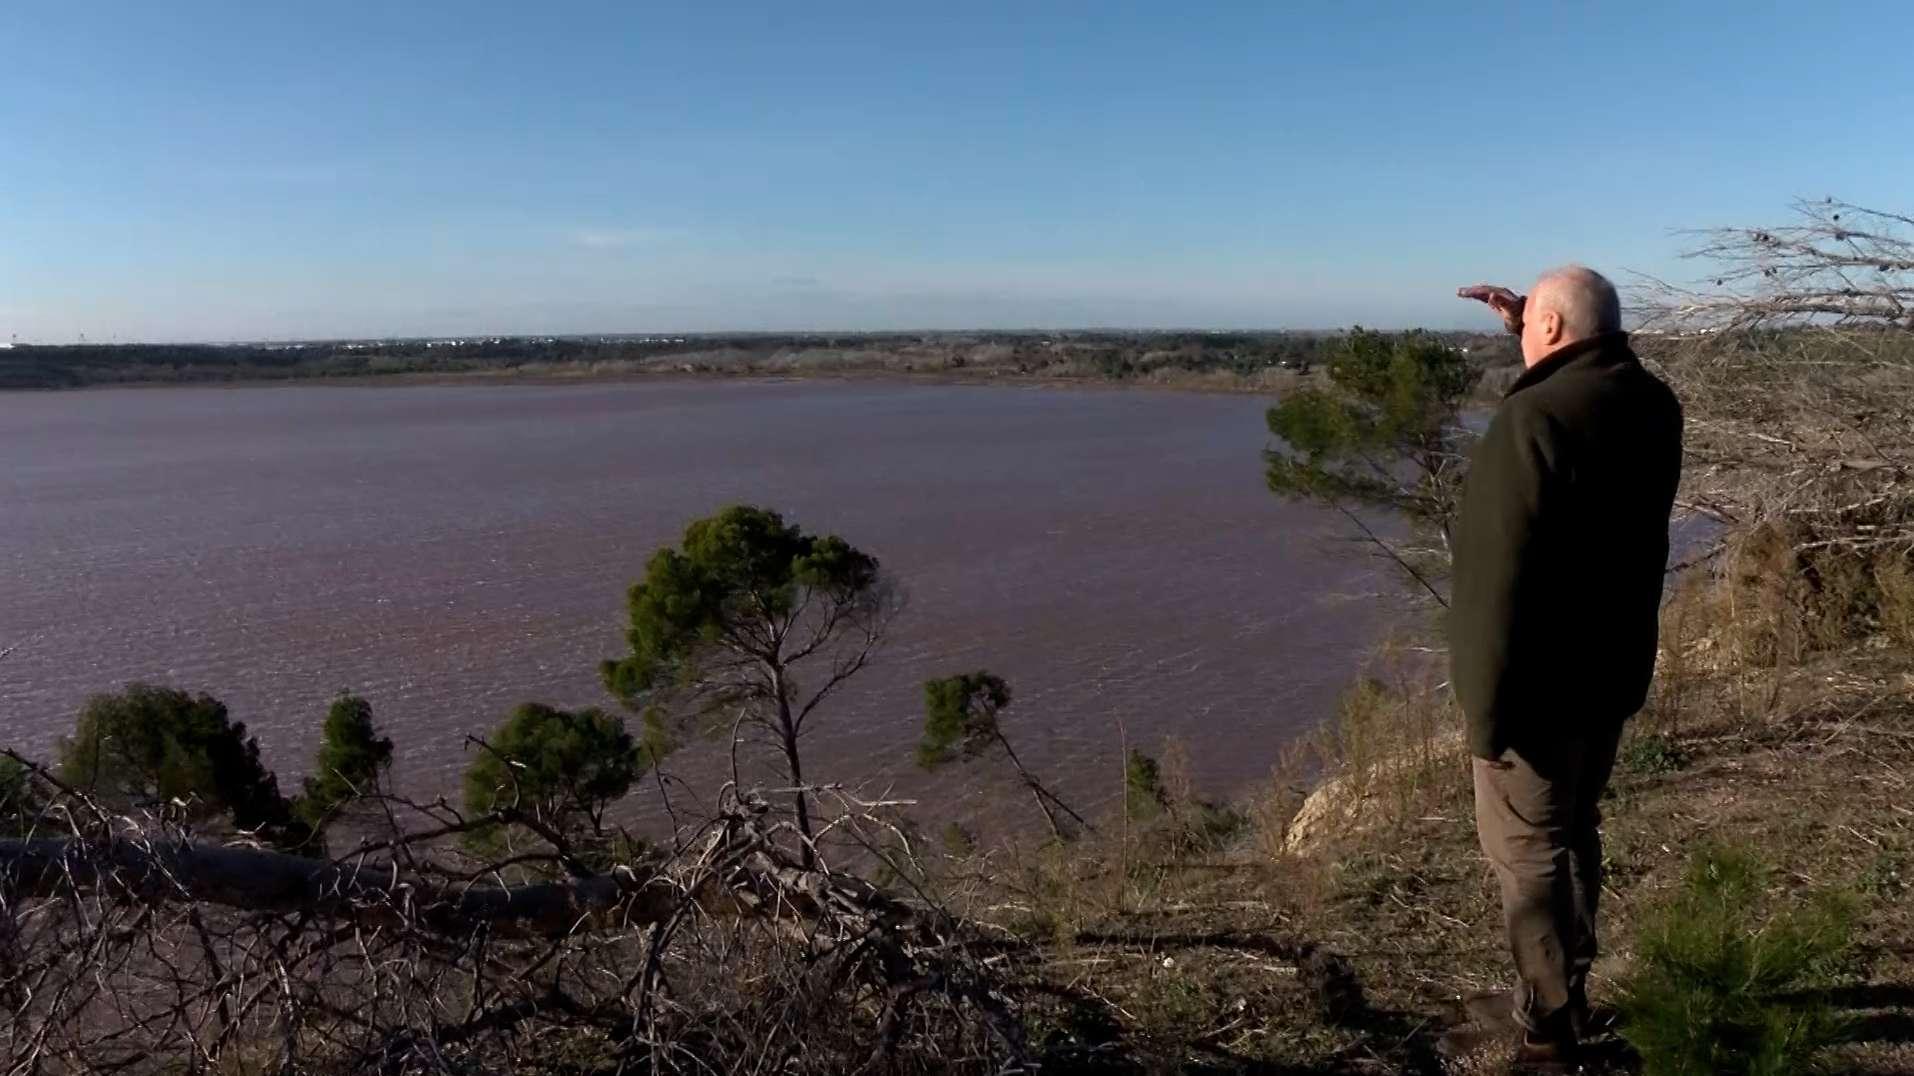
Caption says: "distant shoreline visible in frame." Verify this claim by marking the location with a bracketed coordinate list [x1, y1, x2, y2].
[32, 363, 1304, 397]
[14, 361, 1293, 396]
[0, 330, 1519, 395]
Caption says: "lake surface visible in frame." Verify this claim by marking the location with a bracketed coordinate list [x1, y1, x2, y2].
[0, 379, 1391, 827]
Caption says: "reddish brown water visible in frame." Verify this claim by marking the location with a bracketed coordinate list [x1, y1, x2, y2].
[0, 380, 1390, 826]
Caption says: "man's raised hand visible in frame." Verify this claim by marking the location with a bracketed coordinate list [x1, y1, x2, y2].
[1458, 284, 1525, 334]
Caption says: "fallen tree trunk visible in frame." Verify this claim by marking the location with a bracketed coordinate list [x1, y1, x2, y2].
[0, 834, 924, 943]
[2, 791, 1028, 1071]
[0, 836, 682, 938]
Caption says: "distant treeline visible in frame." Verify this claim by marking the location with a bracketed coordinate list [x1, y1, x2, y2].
[0, 329, 1517, 389]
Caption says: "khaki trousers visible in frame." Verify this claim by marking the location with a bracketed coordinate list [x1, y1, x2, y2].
[1471, 722, 1625, 1037]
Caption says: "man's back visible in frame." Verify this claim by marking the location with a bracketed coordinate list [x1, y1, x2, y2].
[1449, 331, 1684, 758]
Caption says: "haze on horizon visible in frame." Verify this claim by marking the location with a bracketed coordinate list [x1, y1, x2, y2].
[4, 1, 1911, 344]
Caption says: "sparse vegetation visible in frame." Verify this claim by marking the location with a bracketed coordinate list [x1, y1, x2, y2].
[0, 754, 43, 835]
[1123, 746, 1167, 821]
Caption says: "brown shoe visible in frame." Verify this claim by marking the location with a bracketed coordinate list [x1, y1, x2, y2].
[1462, 989, 1521, 1035]
[1436, 1025, 1504, 1060]
[1511, 1032, 1580, 1073]
[1573, 1002, 1618, 1041]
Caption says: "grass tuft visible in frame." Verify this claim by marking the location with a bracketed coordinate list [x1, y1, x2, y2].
[1618, 732, 1693, 776]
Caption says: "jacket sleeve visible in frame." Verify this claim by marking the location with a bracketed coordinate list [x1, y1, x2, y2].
[1451, 402, 1561, 758]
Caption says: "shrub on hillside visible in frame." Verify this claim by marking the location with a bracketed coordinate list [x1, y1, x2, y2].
[601, 504, 897, 863]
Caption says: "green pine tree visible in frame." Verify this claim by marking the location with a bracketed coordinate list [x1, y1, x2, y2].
[295, 692, 394, 834]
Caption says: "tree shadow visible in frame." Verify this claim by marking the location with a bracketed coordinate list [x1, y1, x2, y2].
[1824, 983, 1914, 1046]
[1030, 934, 1451, 1074]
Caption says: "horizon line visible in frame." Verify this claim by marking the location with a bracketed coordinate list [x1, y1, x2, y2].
[6, 325, 1504, 348]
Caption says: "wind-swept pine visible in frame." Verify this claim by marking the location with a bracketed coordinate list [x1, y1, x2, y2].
[916, 671, 1091, 842]
[601, 505, 898, 861]
[463, 703, 662, 848]
[294, 691, 394, 835]
[58, 683, 301, 848]
[1264, 328, 1480, 604]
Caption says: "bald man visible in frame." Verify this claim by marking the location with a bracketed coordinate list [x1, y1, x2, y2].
[1451, 267, 1683, 1064]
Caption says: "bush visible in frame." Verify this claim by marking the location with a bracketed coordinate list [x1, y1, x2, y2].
[58, 683, 298, 846]
[941, 821, 977, 857]
[1124, 749, 1165, 821]
[463, 703, 660, 842]
[1299, 662, 1461, 841]
[1618, 844, 1854, 1076]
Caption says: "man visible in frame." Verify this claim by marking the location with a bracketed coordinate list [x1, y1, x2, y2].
[1451, 267, 1683, 1065]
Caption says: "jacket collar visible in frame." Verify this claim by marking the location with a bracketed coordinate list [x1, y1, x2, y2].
[1506, 331, 1633, 397]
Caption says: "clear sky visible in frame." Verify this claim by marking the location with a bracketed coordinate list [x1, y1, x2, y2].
[4, 2, 1912, 341]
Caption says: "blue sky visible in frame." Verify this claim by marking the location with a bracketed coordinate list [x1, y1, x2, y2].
[4, 2, 1911, 341]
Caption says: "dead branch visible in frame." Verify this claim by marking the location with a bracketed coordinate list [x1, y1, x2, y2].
[1637, 198, 1914, 334]
[1, 776, 1034, 1074]
[0, 836, 679, 939]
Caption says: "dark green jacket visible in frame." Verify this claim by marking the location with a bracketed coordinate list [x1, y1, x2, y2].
[1449, 332, 1683, 758]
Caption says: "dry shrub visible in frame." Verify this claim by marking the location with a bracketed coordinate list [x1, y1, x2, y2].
[1637, 314, 1912, 678]
[1804, 547, 1878, 649]
[1313, 659, 1459, 807]
[1159, 736, 1197, 808]
[1280, 646, 1466, 855]
[1717, 521, 1810, 668]
[3, 774, 1031, 1076]
[1681, 520, 1913, 676]
[1147, 736, 1248, 859]
[1247, 738, 1314, 862]
[1875, 550, 1914, 648]
[1646, 572, 1710, 736]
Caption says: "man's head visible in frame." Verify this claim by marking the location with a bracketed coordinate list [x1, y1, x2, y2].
[1521, 265, 1621, 365]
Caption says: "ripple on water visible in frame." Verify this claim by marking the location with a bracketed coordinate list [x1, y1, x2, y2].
[0, 380, 1392, 829]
